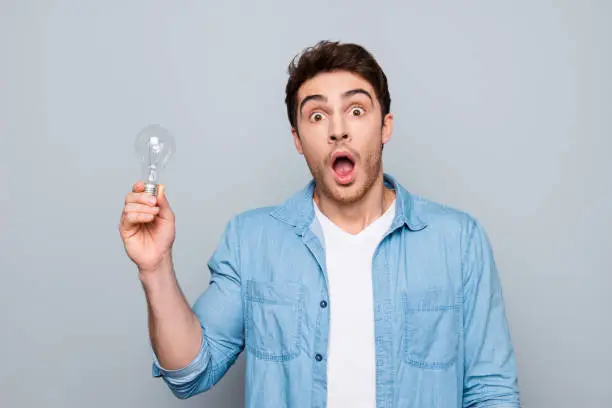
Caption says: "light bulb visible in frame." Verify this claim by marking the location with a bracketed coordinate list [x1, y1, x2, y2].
[134, 124, 176, 196]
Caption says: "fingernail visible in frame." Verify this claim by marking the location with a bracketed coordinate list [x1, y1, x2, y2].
[148, 196, 157, 204]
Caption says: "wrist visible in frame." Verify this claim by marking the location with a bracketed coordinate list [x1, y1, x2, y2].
[138, 253, 174, 287]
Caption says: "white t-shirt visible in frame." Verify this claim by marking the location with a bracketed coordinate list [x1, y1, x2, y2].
[313, 199, 396, 408]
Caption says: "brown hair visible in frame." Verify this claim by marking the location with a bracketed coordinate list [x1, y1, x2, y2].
[285, 40, 391, 131]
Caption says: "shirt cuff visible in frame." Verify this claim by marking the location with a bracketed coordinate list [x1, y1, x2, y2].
[151, 337, 209, 384]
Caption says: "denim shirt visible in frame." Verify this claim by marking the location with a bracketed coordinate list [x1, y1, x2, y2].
[152, 173, 520, 407]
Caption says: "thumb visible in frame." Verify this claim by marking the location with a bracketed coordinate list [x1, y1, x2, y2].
[156, 184, 174, 220]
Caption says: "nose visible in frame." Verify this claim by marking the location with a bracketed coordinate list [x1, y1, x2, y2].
[328, 115, 349, 143]
[329, 133, 349, 142]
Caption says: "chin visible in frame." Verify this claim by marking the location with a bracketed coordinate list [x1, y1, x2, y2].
[323, 177, 369, 205]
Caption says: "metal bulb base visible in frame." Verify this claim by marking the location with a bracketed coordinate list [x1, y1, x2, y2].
[144, 182, 158, 196]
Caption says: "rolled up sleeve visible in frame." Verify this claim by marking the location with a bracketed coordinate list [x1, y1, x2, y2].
[152, 216, 245, 399]
[462, 219, 521, 407]
[152, 334, 210, 382]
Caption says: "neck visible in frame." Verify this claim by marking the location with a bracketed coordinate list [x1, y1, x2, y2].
[314, 172, 396, 235]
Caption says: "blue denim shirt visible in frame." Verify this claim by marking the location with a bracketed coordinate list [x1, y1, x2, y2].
[152, 173, 520, 407]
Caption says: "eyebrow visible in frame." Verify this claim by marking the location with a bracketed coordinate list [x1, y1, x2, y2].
[299, 88, 374, 117]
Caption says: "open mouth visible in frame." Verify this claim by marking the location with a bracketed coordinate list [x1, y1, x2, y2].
[331, 151, 356, 185]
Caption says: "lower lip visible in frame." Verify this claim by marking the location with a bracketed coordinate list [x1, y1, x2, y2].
[332, 167, 356, 185]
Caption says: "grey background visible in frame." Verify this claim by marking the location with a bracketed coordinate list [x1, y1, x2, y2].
[1, 1, 610, 407]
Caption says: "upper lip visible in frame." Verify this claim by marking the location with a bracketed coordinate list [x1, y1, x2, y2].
[331, 150, 356, 165]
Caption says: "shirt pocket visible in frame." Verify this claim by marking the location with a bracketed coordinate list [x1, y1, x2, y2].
[245, 279, 304, 361]
[401, 288, 459, 369]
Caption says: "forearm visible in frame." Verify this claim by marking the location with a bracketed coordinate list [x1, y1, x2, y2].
[140, 255, 203, 371]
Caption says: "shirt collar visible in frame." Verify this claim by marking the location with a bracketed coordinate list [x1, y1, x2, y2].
[270, 173, 428, 236]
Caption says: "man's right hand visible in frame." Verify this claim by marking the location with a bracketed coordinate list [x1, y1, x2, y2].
[119, 181, 176, 275]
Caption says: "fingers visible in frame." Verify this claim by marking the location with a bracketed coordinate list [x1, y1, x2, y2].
[120, 202, 160, 228]
[127, 181, 155, 207]
[132, 181, 145, 193]
[122, 182, 173, 226]
[125, 203, 160, 215]
[155, 184, 174, 221]
[123, 212, 156, 224]
[125, 191, 158, 207]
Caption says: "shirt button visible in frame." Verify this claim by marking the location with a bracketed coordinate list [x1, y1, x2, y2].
[315, 353, 323, 362]
[320, 300, 328, 308]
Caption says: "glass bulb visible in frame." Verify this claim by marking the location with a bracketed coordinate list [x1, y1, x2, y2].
[134, 124, 176, 195]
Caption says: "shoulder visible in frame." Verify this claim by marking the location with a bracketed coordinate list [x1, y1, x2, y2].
[224, 204, 292, 239]
[407, 192, 494, 260]
[408, 192, 479, 232]
[231, 206, 278, 227]
[402, 188, 491, 249]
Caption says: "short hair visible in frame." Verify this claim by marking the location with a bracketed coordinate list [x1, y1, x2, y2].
[285, 40, 391, 130]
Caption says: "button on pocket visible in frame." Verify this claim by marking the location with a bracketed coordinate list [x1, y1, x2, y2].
[401, 288, 459, 369]
[245, 280, 304, 361]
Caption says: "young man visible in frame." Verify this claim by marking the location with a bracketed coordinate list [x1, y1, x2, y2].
[119, 40, 520, 407]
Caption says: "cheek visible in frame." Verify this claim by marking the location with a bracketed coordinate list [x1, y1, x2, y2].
[299, 127, 328, 153]
[348, 120, 382, 147]
[303, 147, 326, 166]
[299, 142, 324, 167]
[301, 122, 328, 139]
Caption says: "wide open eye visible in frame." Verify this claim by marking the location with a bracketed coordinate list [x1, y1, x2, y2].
[350, 106, 365, 117]
[309, 112, 326, 122]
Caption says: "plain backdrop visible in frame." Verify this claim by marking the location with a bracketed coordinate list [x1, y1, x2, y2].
[1, 1, 611, 407]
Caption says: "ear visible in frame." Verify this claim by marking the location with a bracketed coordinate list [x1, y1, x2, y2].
[292, 127, 304, 155]
[381, 112, 394, 146]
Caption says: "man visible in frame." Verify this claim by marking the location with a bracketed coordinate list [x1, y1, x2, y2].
[119, 40, 520, 407]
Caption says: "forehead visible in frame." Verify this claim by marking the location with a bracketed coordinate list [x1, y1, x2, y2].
[297, 70, 376, 103]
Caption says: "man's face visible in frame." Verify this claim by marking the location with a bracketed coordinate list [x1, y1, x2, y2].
[292, 70, 393, 205]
